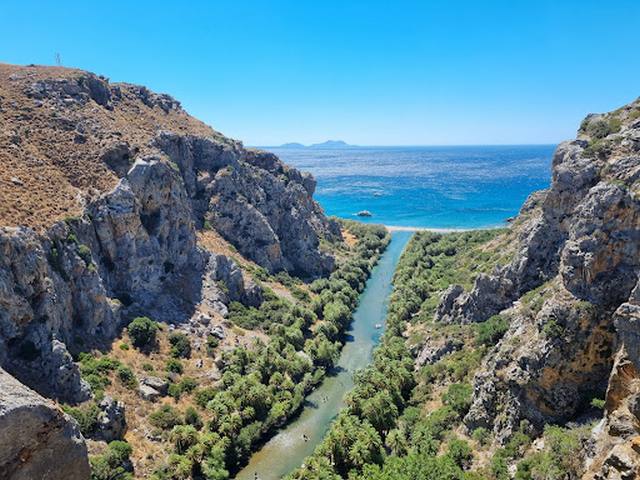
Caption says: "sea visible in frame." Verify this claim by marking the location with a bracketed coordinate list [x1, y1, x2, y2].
[264, 145, 555, 229]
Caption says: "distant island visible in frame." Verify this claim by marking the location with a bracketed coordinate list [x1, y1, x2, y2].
[275, 140, 353, 149]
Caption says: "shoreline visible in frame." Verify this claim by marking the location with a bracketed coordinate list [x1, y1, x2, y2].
[384, 224, 503, 233]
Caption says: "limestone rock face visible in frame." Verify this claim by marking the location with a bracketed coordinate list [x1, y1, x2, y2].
[414, 335, 463, 368]
[433, 99, 640, 457]
[153, 132, 339, 277]
[0, 367, 90, 480]
[0, 64, 338, 406]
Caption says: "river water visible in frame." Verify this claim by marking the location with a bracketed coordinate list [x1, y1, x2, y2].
[235, 231, 413, 480]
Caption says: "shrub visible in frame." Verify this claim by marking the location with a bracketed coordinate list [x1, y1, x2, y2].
[206, 335, 219, 356]
[166, 358, 184, 374]
[476, 315, 509, 347]
[180, 377, 197, 393]
[591, 397, 605, 410]
[128, 316, 158, 349]
[542, 318, 564, 338]
[78, 354, 121, 396]
[149, 405, 183, 430]
[447, 438, 473, 468]
[442, 383, 473, 417]
[168, 383, 183, 401]
[90, 440, 133, 480]
[77, 244, 92, 265]
[64, 401, 101, 436]
[116, 365, 138, 389]
[472, 427, 490, 446]
[184, 406, 203, 430]
[168, 332, 191, 358]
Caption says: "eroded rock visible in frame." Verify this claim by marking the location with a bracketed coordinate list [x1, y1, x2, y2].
[0, 367, 90, 480]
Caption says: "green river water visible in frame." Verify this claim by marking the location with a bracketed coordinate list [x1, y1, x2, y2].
[235, 231, 413, 480]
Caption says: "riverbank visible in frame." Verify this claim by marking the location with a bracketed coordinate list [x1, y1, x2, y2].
[235, 231, 413, 480]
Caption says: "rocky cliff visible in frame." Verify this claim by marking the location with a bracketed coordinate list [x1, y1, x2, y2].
[435, 98, 640, 477]
[0, 63, 339, 476]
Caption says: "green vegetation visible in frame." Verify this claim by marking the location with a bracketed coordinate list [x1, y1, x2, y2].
[144, 221, 390, 478]
[77, 353, 123, 398]
[475, 314, 509, 347]
[287, 229, 594, 480]
[390, 229, 506, 324]
[287, 231, 507, 480]
[166, 358, 184, 374]
[128, 316, 158, 349]
[90, 441, 133, 480]
[149, 405, 184, 431]
[514, 425, 590, 480]
[63, 401, 101, 437]
[169, 332, 192, 358]
[116, 365, 138, 389]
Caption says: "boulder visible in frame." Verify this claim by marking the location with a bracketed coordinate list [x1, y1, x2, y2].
[0, 368, 90, 480]
[138, 384, 160, 402]
[141, 376, 169, 395]
[95, 396, 126, 442]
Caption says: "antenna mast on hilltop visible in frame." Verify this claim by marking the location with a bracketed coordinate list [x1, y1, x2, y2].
[55, 53, 62, 66]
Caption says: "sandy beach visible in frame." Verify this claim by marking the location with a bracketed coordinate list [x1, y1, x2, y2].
[384, 225, 475, 233]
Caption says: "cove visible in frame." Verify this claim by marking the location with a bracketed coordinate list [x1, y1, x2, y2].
[235, 230, 413, 480]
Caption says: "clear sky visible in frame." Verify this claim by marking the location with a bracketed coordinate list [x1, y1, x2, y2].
[1, 0, 639, 146]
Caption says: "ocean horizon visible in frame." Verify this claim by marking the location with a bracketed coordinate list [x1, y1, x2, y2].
[264, 144, 556, 229]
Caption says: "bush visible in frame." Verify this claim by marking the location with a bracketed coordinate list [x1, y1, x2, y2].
[475, 315, 509, 347]
[542, 318, 564, 338]
[442, 383, 473, 417]
[184, 406, 203, 430]
[169, 332, 191, 359]
[166, 358, 184, 374]
[206, 335, 219, 356]
[77, 244, 92, 265]
[128, 317, 158, 349]
[90, 440, 133, 480]
[64, 401, 101, 436]
[78, 354, 122, 397]
[447, 438, 473, 468]
[472, 427, 490, 446]
[149, 405, 183, 430]
[116, 365, 138, 389]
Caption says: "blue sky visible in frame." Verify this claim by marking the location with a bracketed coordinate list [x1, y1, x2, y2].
[1, 1, 639, 146]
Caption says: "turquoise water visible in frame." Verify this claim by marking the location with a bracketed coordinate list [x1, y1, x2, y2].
[267, 145, 554, 228]
[236, 231, 413, 480]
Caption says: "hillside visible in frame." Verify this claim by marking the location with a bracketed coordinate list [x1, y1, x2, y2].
[0, 63, 356, 478]
[287, 98, 640, 480]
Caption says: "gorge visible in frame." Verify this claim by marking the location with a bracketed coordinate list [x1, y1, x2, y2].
[1, 62, 640, 480]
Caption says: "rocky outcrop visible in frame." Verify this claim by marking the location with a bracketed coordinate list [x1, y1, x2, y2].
[94, 396, 127, 442]
[153, 132, 339, 277]
[433, 98, 640, 455]
[0, 156, 203, 403]
[413, 336, 463, 369]
[463, 283, 614, 443]
[0, 367, 90, 480]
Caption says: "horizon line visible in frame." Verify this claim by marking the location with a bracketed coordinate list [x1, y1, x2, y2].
[251, 142, 560, 148]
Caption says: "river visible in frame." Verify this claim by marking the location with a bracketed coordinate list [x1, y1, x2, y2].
[235, 230, 413, 480]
